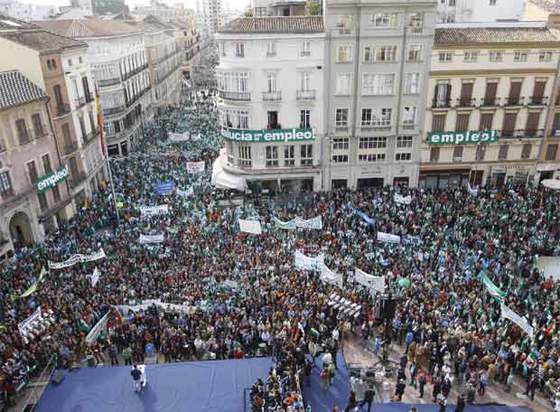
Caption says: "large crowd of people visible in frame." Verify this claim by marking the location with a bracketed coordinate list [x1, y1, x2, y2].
[0, 82, 559, 412]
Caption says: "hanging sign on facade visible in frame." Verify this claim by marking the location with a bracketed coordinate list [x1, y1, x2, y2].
[427, 130, 498, 145]
[37, 166, 69, 193]
[221, 128, 315, 143]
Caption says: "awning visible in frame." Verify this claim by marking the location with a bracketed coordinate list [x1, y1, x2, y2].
[541, 179, 560, 190]
[211, 152, 246, 191]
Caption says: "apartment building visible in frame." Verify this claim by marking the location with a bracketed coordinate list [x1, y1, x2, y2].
[0, 16, 105, 209]
[324, 0, 437, 190]
[437, 0, 526, 23]
[198, 0, 223, 36]
[0, 70, 74, 259]
[37, 18, 152, 157]
[214, 17, 325, 193]
[420, 22, 560, 189]
[168, 18, 201, 84]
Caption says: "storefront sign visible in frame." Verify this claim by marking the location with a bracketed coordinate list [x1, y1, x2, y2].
[427, 130, 498, 145]
[221, 128, 315, 143]
[37, 166, 69, 192]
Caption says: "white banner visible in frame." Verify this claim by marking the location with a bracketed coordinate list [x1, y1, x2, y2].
[48, 249, 106, 270]
[239, 219, 262, 234]
[89, 267, 101, 287]
[176, 187, 194, 198]
[501, 304, 534, 338]
[168, 132, 190, 142]
[321, 264, 343, 288]
[273, 217, 297, 230]
[294, 216, 323, 230]
[377, 232, 401, 244]
[139, 234, 165, 244]
[186, 161, 205, 174]
[140, 204, 169, 217]
[18, 307, 42, 337]
[294, 251, 325, 271]
[394, 194, 412, 205]
[354, 268, 386, 293]
[117, 299, 192, 315]
[85, 311, 109, 345]
[468, 183, 478, 196]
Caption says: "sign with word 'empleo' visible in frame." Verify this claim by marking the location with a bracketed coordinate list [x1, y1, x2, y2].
[427, 130, 498, 145]
[37, 166, 69, 192]
[221, 128, 315, 143]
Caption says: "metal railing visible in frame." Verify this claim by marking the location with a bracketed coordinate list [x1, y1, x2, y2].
[296, 89, 316, 100]
[218, 90, 251, 101]
[96, 78, 120, 87]
[74, 96, 86, 108]
[56, 103, 70, 117]
[527, 96, 548, 106]
[70, 173, 87, 188]
[262, 91, 281, 101]
[64, 141, 79, 155]
[500, 128, 544, 139]
[103, 105, 126, 116]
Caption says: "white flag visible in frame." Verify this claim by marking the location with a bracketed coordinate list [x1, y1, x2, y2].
[239, 219, 262, 234]
[139, 234, 165, 244]
[394, 194, 412, 205]
[294, 251, 324, 271]
[321, 264, 343, 288]
[354, 268, 386, 293]
[186, 161, 205, 173]
[90, 267, 100, 287]
[377, 232, 401, 244]
[501, 304, 534, 337]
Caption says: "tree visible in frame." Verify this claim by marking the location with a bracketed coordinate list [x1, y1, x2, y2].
[306, 0, 321, 15]
[244, 8, 253, 17]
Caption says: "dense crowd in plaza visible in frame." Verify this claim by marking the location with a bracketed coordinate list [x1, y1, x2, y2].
[0, 81, 559, 411]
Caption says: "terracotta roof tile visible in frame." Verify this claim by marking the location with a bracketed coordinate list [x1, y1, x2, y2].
[435, 26, 560, 46]
[0, 70, 47, 111]
[219, 17, 324, 34]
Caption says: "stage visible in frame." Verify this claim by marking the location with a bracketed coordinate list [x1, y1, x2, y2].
[36, 357, 273, 412]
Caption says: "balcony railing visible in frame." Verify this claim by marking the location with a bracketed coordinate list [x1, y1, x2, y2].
[262, 91, 282, 101]
[218, 90, 251, 101]
[56, 103, 70, 117]
[122, 63, 148, 81]
[34, 127, 48, 139]
[504, 96, 524, 106]
[456, 97, 476, 107]
[64, 141, 79, 155]
[481, 97, 500, 107]
[361, 122, 392, 129]
[85, 93, 94, 103]
[103, 105, 126, 116]
[432, 99, 451, 109]
[74, 96, 86, 108]
[301, 50, 311, 57]
[500, 129, 544, 139]
[97, 78, 120, 87]
[83, 128, 100, 144]
[527, 96, 547, 106]
[70, 173, 87, 189]
[296, 90, 316, 100]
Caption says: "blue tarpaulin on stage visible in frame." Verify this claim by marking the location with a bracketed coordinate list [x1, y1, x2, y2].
[37, 358, 272, 412]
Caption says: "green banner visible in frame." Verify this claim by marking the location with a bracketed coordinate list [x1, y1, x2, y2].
[19, 267, 47, 299]
[221, 128, 315, 143]
[37, 166, 69, 192]
[427, 130, 498, 145]
[480, 271, 507, 301]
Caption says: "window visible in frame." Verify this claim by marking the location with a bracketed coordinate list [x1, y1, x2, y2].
[358, 153, 386, 163]
[439, 52, 453, 62]
[363, 46, 374, 63]
[41, 154, 52, 174]
[361, 108, 392, 127]
[455, 113, 470, 131]
[301, 41, 311, 56]
[362, 73, 394, 95]
[453, 146, 464, 161]
[336, 108, 348, 127]
[265, 146, 279, 167]
[408, 13, 423, 31]
[32, 114, 44, 138]
[359, 137, 387, 149]
[266, 41, 277, 57]
[220, 72, 249, 92]
[498, 144, 509, 160]
[545, 143, 558, 160]
[232, 43, 244, 57]
[301, 145, 313, 166]
[479, 112, 494, 130]
[475, 144, 486, 161]
[430, 147, 440, 162]
[489, 0, 496, 5]
[332, 138, 349, 150]
[402, 106, 416, 126]
[335, 73, 352, 95]
[298, 71, 311, 91]
[68, 58, 72, 66]
[79, 56, 83, 64]
[332, 154, 349, 163]
[514, 51, 528, 62]
[336, 45, 352, 63]
[404, 73, 420, 94]
[52, 185, 61, 203]
[267, 111, 279, 129]
[432, 114, 446, 131]
[0, 138, 5, 153]
[375, 46, 397, 62]
[38, 192, 48, 211]
[489, 51, 503, 62]
[0, 171, 13, 197]
[336, 15, 353, 33]
[239, 145, 252, 167]
[464, 51, 478, 62]
[539, 51, 553, 62]
[371, 13, 398, 27]
[26, 160, 38, 184]
[16, 119, 30, 145]
[521, 143, 532, 159]
[300, 109, 310, 128]
[221, 109, 249, 129]
[434, 83, 452, 107]
[395, 152, 411, 161]
[397, 136, 413, 149]
[266, 72, 277, 92]
[284, 145, 295, 166]
[407, 44, 423, 62]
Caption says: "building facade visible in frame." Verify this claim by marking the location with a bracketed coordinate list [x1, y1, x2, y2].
[437, 0, 526, 23]
[215, 17, 326, 193]
[37, 19, 152, 157]
[198, 0, 223, 36]
[420, 22, 560, 189]
[0, 17, 106, 210]
[323, 0, 437, 190]
[0, 70, 74, 259]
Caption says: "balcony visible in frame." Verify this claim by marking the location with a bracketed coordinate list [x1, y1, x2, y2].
[361, 122, 392, 130]
[401, 121, 416, 130]
[301, 50, 311, 57]
[218, 90, 251, 101]
[500, 129, 544, 139]
[122, 63, 148, 81]
[70, 173, 87, 189]
[296, 90, 316, 100]
[503, 96, 524, 106]
[34, 127, 48, 139]
[55, 103, 70, 117]
[83, 128, 100, 144]
[527, 96, 547, 106]
[85, 93, 94, 103]
[432, 99, 451, 109]
[64, 141, 79, 155]
[97, 77, 120, 87]
[74, 96, 86, 108]
[103, 105, 126, 116]
[262, 91, 282, 101]
[455, 97, 476, 108]
[480, 97, 500, 107]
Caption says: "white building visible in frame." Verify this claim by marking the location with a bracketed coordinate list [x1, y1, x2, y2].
[438, 0, 526, 23]
[197, 0, 223, 35]
[214, 17, 326, 193]
[0, 0, 58, 21]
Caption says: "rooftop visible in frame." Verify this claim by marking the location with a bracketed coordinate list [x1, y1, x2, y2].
[35, 18, 142, 38]
[0, 15, 39, 31]
[0, 70, 47, 111]
[435, 24, 560, 46]
[0, 29, 87, 53]
[218, 16, 324, 34]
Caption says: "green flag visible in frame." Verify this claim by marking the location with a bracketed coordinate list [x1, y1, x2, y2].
[480, 271, 507, 300]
